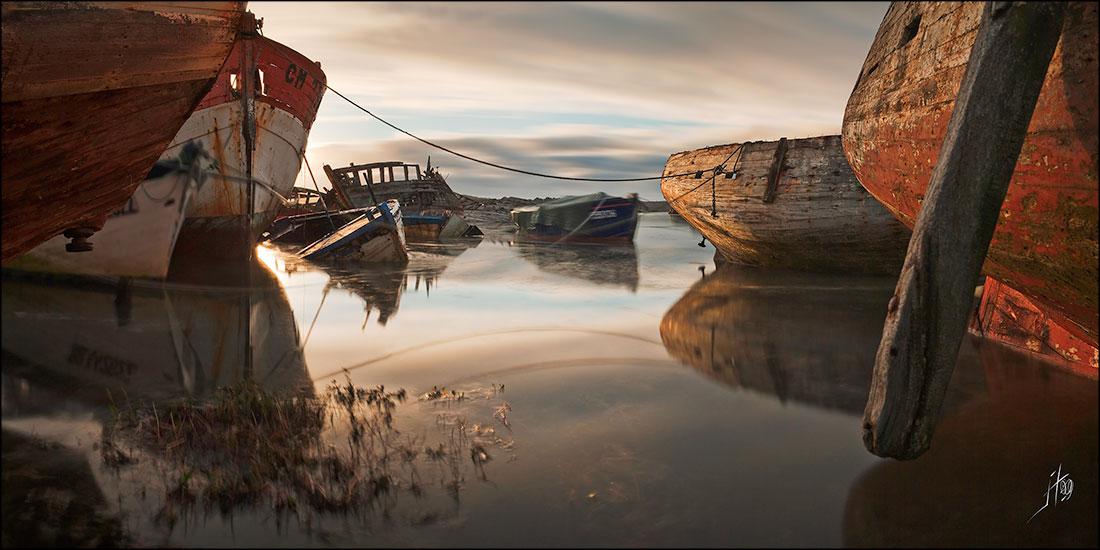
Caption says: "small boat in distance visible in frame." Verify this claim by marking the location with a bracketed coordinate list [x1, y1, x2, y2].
[7, 142, 215, 279]
[511, 193, 640, 243]
[1, 2, 246, 262]
[298, 200, 408, 263]
[661, 135, 911, 274]
[324, 159, 482, 241]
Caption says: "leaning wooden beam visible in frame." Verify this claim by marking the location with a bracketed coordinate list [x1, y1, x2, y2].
[862, 1, 1068, 459]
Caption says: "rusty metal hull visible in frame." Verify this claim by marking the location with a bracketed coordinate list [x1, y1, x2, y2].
[661, 135, 912, 274]
[971, 277, 1099, 372]
[0, 2, 245, 262]
[842, 1, 1098, 345]
[171, 35, 326, 260]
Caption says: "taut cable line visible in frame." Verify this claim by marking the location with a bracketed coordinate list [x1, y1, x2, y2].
[325, 84, 720, 183]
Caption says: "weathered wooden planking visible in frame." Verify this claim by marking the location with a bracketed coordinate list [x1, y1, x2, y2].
[1, 2, 245, 262]
[862, 1, 1068, 460]
[843, 1, 1098, 346]
[661, 135, 911, 274]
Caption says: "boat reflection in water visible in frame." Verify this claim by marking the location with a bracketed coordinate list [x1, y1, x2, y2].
[277, 239, 480, 326]
[660, 265, 1097, 547]
[512, 240, 640, 292]
[1, 257, 311, 406]
[842, 341, 1098, 547]
[659, 264, 899, 412]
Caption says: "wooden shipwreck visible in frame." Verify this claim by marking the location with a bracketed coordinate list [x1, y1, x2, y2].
[842, 1, 1098, 366]
[661, 136, 911, 274]
[1, 2, 246, 261]
[324, 160, 480, 241]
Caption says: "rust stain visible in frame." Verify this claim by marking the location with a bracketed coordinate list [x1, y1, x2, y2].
[843, 1, 1098, 345]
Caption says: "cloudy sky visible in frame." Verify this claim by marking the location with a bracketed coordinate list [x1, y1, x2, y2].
[252, 2, 888, 200]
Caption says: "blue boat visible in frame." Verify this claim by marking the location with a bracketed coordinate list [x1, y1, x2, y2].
[510, 192, 640, 243]
[298, 200, 408, 263]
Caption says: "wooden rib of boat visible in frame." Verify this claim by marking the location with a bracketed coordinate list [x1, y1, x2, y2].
[170, 18, 327, 260]
[661, 135, 911, 274]
[842, 1, 1098, 350]
[1, 2, 246, 262]
[511, 192, 640, 243]
[7, 143, 215, 279]
[298, 200, 408, 263]
[324, 160, 481, 241]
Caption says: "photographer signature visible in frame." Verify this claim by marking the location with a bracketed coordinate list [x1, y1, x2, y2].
[1028, 464, 1073, 523]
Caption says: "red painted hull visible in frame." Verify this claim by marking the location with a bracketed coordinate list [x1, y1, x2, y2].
[971, 278, 1098, 373]
[842, 1, 1098, 348]
[1, 2, 245, 262]
[170, 33, 326, 261]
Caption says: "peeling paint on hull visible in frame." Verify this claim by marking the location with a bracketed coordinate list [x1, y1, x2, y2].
[972, 278, 1099, 373]
[661, 135, 911, 274]
[842, 1, 1099, 346]
[0, 2, 245, 262]
[170, 35, 326, 261]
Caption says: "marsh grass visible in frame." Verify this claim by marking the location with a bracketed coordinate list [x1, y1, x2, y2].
[101, 375, 514, 528]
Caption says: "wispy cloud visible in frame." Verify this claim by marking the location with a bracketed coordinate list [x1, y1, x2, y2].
[255, 1, 886, 198]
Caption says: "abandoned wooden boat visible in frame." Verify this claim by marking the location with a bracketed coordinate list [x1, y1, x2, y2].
[298, 200, 408, 263]
[661, 136, 911, 274]
[1, 258, 311, 403]
[842, 1, 1098, 355]
[511, 193, 640, 243]
[265, 207, 374, 246]
[1, 2, 246, 262]
[6, 143, 215, 279]
[170, 17, 327, 260]
[324, 160, 482, 241]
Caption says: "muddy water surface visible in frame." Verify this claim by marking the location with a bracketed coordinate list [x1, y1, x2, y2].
[2, 213, 1096, 547]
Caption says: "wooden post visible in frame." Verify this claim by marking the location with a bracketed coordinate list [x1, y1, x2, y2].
[862, 1, 1067, 460]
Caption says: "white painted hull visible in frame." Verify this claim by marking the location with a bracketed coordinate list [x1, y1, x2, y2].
[170, 101, 311, 259]
[9, 168, 197, 279]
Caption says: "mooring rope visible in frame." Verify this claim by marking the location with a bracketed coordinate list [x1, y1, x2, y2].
[325, 84, 709, 183]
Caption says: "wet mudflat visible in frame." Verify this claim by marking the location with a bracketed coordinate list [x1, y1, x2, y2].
[2, 213, 1096, 547]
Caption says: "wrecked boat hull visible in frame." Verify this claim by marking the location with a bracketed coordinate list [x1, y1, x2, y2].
[842, 1, 1098, 347]
[172, 32, 326, 260]
[298, 200, 409, 264]
[6, 148, 213, 279]
[324, 161, 481, 241]
[0, 2, 245, 262]
[661, 136, 911, 274]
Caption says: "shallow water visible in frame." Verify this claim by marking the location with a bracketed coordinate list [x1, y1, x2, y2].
[2, 213, 1096, 547]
